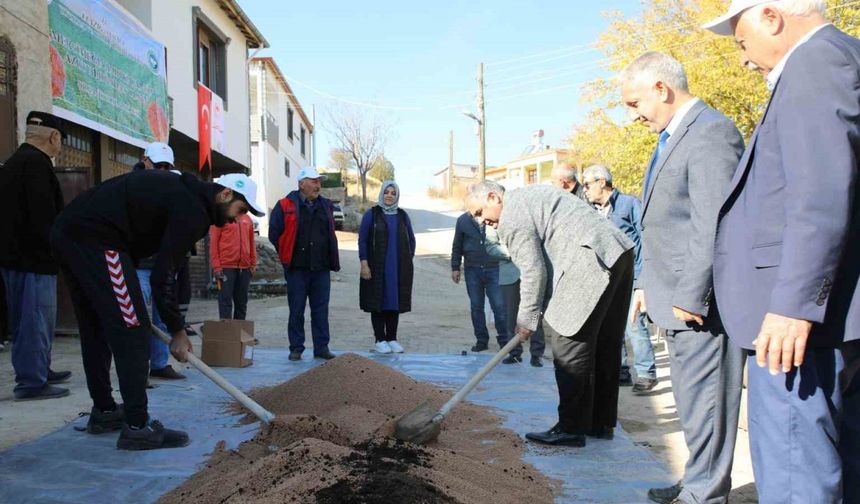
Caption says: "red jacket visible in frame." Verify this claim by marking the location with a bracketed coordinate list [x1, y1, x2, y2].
[209, 214, 257, 271]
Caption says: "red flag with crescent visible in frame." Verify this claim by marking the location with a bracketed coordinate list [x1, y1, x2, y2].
[198, 83, 212, 172]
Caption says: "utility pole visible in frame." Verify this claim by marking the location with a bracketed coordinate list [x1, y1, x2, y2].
[448, 130, 454, 197]
[477, 62, 486, 180]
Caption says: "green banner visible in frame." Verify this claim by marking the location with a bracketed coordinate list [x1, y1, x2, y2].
[49, 0, 169, 146]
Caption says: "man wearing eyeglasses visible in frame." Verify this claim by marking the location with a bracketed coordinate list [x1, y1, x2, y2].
[51, 169, 264, 450]
[582, 165, 657, 395]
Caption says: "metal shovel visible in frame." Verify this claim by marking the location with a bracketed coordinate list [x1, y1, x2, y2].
[395, 335, 525, 444]
[151, 324, 275, 424]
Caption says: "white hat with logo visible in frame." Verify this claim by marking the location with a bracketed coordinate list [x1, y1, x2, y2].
[144, 142, 174, 165]
[297, 166, 328, 183]
[702, 0, 772, 35]
[214, 173, 266, 217]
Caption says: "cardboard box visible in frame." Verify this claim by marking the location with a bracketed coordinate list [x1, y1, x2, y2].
[201, 320, 255, 367]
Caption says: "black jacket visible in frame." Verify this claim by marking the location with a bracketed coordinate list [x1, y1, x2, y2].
[53, 170, 219, 332]
[451, 212, 498, 270]
[0, 144, 64, 274]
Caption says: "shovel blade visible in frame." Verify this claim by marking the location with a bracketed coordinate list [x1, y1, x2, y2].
[394, 400, 442, 445]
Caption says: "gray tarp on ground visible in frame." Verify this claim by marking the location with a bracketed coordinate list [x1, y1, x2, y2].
[0, 349, 671, 503]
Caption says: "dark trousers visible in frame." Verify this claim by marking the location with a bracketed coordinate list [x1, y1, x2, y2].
[747, 340, 860, 504]
[371, 311, 399, 342]
[547, 250, 633, 434]
[464, 266, 509, 347]
[0, 269, 7, 341]
[218, 268, 251, 320]
[501, 280, 545, 358]
[285, 268, 331, 354]
[51, 231, 150, 427]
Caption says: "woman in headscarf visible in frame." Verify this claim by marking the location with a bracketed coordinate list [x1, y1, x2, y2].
[358, 181, 416, 353]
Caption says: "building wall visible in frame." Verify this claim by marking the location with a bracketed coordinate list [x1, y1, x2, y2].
[249, 60, 313, 235]
[148, 0, 252, 167]
[0, 0, 51, 145]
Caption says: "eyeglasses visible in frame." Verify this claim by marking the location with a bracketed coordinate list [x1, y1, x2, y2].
[583, 179, 603, 189]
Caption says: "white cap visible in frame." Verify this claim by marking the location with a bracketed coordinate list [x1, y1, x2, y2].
[703, 0, 771, 35]
[214, 173, 266, 217]
[144, 142, 174, 165]
[297, 166, 328, 183]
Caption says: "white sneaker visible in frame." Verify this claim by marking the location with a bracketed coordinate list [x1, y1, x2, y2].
[374, 341, 392, 354]
[388, 341, 405, 353]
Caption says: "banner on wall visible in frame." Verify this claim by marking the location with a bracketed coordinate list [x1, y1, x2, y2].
[48, 0, 169, 148]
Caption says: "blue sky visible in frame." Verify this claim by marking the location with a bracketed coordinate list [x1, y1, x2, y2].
[241, 0, 643, 192]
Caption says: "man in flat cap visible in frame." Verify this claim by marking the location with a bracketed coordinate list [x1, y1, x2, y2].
[0, 111, 72, 400]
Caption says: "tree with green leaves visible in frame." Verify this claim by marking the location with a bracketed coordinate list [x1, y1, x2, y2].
[567, 0, 860, 194]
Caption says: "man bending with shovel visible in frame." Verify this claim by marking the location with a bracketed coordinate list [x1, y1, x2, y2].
[465, 181, 634, 447]
[51, 171, 264, 450]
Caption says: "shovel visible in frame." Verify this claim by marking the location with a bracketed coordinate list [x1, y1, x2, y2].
[151, 324, 275, 424]
[395, 335, 525, 444]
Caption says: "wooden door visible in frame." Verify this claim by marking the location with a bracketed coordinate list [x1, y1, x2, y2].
[0, 37, 16, 162]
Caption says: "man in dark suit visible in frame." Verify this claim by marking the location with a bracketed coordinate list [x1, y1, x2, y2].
[705, 2, 860, 502]
[622, 52, 745, 504]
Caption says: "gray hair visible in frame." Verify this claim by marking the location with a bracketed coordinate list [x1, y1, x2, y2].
[761, 0, 826, 17]
[622, 51, 689, 93]
[551, 163, 578, 182]
[467, 180, 506, 201]
[582, 164, 613, 188]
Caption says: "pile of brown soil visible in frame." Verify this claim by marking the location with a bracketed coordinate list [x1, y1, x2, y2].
[159, 353, 555, 504]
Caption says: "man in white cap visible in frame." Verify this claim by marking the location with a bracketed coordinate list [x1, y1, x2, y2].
[704, 1, 860, 502]
[268, 166, 340, 361]
[132, 143, 187, 381]
[51, 168, 264, 450]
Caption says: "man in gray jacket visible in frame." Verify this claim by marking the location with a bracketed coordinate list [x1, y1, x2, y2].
[622, 51, 745, 504]
[466, 181, 633, 448]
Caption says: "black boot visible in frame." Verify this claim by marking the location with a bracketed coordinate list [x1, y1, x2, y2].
[470, 342, 488, 352]
[47, 369, 72, 384]
[87, 404, 125, 434]
[116, 419, 190, 451]
[502, 355, 522, 364]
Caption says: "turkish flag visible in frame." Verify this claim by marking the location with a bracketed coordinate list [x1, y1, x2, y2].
[198, 83, 212, 173]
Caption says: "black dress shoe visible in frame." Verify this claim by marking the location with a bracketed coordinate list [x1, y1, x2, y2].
[314, 350, 336, 360]
[288, 351, 303, 361]
[619, 373, 633, 386]
[149, 365, 186, 380]
[530, 355, 544, 367]
[502, 355, 522, 364]
[587, 426, 614, 440]
[47, 369, 72, 384]
[14, 385, 70, 401]
[648, 481, 683, 504]
[470, 343, 488, 352]
[633, 377, 658, 394]
[525, 424, 586, 447]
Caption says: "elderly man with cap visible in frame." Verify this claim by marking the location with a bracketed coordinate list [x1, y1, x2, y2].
[704, 1, 860, 502]
[268, 167, 340, 361]
[0, 111, 72, 400]
[51, 168, 264, 450]
[131, 142, 188, 381]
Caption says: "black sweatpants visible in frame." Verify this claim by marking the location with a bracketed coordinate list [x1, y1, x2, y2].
[546, 249, 633, 434]
[371, 311, 399, 342]
[51, 230, 151, 427]
[0, 269, 6, 341]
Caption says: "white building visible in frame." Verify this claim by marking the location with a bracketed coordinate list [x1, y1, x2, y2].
[118, 0, 268, 175]
[248, 57, 314, 233]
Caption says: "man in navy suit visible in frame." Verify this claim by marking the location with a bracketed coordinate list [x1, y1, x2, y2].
[705, 1, 860, 502]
